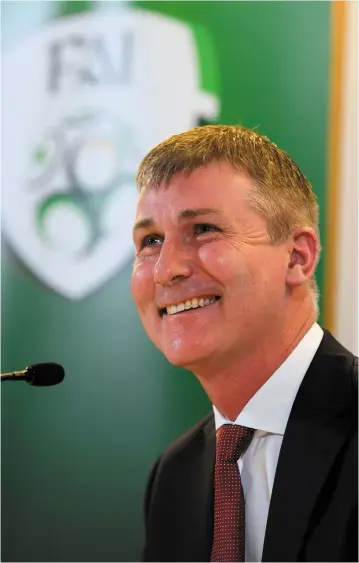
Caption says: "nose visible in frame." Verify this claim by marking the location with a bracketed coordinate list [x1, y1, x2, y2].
[154, 240, 193, 286]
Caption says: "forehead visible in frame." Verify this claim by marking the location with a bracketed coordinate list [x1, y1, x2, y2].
[135, 162, 254, 219]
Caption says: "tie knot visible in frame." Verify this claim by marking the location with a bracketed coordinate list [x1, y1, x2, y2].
[216, 424, 254, 462]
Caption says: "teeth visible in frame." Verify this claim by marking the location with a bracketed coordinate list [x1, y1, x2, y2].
[165, 297, 217, 315]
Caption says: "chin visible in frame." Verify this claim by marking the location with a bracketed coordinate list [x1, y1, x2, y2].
[161, 343, 210, 370]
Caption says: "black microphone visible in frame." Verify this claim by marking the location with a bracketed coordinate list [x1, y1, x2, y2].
[1, 363, 65, 386]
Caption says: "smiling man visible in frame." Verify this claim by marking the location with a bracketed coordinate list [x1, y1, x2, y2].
[131, 125, 357, 562]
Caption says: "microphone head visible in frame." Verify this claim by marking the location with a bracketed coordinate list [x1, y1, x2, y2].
[25, 363, 65, 387]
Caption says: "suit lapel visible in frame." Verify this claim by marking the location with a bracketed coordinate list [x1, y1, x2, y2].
[198, 416, 216, 561]
[177, 414, 215, 562]
[262, 332, 354, 561]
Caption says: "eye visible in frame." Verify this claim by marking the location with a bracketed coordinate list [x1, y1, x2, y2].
[194, 223, 221, 235]
[140, 234, 163, 249]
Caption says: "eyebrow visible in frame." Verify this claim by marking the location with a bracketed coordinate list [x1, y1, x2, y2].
[132, 207, 222, 233]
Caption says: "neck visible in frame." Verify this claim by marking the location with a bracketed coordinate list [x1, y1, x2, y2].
[192, 298, 317, 421]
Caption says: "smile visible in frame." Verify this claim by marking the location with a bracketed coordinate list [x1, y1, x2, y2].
[159, 296, 220, 316]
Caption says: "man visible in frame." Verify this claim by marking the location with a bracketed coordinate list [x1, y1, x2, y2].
[131, 125, 357, 562]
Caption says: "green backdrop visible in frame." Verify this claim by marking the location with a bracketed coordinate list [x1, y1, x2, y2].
[1, 1, 330, 561]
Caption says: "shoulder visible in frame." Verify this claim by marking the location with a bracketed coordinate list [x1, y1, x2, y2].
[143, 412, 214, 517]
[292, 329, 357, 425]
[156, 411, 214, 468]
[144, 412, 214, 488]
[319, 329, 357, 363]
[322, 330, 357, 399]
[309, 330, 357, 394]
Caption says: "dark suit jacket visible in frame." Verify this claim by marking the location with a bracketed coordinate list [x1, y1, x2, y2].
[143, 331, 358, 562]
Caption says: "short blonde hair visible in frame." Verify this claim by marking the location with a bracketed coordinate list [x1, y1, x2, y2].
[137, 124, 319, 242]
[136, 125, 320, 301]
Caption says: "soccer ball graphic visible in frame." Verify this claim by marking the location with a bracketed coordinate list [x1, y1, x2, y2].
[29, 109, 140, 257]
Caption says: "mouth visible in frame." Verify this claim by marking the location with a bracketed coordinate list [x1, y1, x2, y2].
[158, 296, 221, 317]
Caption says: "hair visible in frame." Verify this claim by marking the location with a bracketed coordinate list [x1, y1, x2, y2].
[136, 124, 321, 305]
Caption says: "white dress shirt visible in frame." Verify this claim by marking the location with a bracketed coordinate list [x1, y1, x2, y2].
[213, 323, 324, 562]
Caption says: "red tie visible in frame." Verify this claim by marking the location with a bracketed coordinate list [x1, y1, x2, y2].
[210, 424, 254, 562]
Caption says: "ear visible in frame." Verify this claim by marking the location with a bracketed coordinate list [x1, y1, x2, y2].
[286, 227, 320, 288]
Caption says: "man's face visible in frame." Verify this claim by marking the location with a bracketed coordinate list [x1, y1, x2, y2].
[131, 162, 292, 370]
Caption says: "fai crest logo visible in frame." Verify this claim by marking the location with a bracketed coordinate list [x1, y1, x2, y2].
[2, 8, 220, 298]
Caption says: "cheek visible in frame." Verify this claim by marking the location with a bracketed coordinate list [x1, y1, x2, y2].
[198, 241, 246, 282]
[131, 261, 155, 308]
[198, 241, 286, 296]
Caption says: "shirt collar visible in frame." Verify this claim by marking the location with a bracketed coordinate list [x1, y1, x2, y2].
[213, 323, 324, 435]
